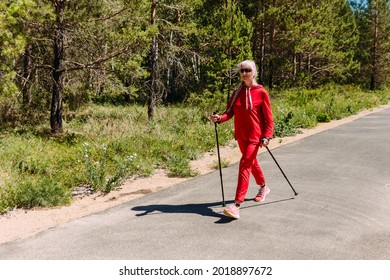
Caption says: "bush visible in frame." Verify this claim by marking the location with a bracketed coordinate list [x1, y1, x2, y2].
[0, 179, 71, 213]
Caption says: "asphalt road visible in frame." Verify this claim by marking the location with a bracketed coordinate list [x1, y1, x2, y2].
[0, 107, 389, 260]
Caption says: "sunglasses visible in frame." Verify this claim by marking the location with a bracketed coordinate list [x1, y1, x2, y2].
[240, 68, 252, 73]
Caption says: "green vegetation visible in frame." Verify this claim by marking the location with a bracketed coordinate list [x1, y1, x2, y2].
[271, 85, 390, 137]
[213, 159, 231, 170]
[1, 1, 390, 213]
[0, 104, 233, 213]
[1, 85, 388, 214]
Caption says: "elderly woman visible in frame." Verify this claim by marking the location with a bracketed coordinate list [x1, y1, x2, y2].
[211, 60, 274, 219]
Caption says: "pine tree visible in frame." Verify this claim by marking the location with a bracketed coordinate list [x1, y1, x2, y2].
[0, 0, 38, 99]
[147, 0, 205, 118]
[354, 0, 390, 89]
[1, 0, 151, 131]
[241, 0, 359, 88]
[196, 0, 253, 104]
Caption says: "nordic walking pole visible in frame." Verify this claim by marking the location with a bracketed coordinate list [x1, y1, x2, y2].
[265, 146, 298, 196]
[213, 112, 226, 206]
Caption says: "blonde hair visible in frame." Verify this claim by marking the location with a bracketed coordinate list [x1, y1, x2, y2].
[238, 60, 258, 80]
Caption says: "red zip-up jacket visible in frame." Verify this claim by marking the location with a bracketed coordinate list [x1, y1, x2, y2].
[219, 83, 274, 143]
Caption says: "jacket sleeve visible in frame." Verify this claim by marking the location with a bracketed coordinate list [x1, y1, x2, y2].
[261, 90, 274, 139]
[218, 93, 235, 124]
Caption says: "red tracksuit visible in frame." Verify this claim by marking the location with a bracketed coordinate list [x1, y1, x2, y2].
[219, 83, 274, 203]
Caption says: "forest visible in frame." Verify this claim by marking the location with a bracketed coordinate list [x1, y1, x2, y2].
[0, 0, 389, 212]
[1, 0, 389, 130]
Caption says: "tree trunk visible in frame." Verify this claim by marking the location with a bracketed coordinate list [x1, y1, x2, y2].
[268, 14, 276, 89]
[148, 0, 159, 120]
[226, 0, 233, 102]
[259, 0, 265, 85]
[51, 0, 66, 133]
[292, 52, 297, 86]
[22, 44, 32, 106]
[370, 0, 379, 90]
[268, 0, 278, 89]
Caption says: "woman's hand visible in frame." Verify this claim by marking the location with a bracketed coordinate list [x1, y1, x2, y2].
[211, 114, 221, 123]
[261, 137, 270, 146]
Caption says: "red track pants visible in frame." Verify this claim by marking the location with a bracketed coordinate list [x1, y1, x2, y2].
[235, 140, 265, 203]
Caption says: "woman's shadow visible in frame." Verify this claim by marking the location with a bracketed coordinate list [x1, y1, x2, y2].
[131, 198, 294, 224]
[131, 201, 236, 224]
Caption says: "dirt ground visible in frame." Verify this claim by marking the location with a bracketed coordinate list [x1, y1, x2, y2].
[1, 104, 389, 245]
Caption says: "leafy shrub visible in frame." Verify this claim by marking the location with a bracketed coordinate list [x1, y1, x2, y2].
[316, 112, 331, 122]
[1, 179, 71, 212]
[167, 154, 198, 178]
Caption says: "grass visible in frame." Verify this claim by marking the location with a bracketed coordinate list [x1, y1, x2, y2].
[212, 158, 231, 170]
[0, 105, 234, 213]
[0, 84, 389, 213]
[271, 84, 389, 137]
